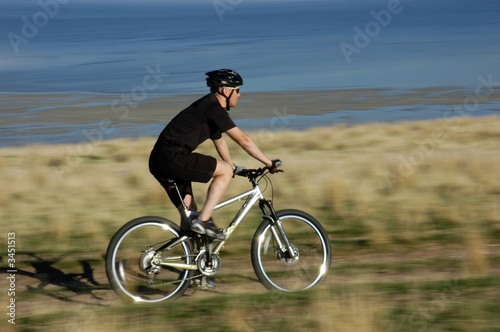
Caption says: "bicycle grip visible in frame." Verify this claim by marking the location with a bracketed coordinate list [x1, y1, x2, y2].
[272, 159, 282, 168]
[233, 165, 248, 177]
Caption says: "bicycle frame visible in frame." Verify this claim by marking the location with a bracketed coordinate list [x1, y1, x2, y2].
[212, 186, 263, 252]
[106, 161, 331, 300]
[157, 177, 295, 271]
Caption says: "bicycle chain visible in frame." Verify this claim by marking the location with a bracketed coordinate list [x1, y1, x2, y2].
[148, 246, 222, 287]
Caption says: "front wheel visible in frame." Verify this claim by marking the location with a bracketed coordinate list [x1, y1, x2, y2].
[105, 216, 195, 303]
[251, 209, 331, 292]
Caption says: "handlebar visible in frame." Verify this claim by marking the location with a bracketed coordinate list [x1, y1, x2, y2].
[235, 159, 283, 180]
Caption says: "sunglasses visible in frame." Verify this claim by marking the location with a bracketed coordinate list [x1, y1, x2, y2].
[227, 87, 240, 94]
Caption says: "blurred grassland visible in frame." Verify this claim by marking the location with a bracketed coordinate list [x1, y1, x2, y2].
[2, 115, 499, 252]
[1, 115, 500, 331]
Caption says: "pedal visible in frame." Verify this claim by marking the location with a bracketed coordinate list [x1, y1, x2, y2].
[194, 276, 216, 290]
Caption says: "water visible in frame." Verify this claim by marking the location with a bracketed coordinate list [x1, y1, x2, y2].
[1, 0, 499, 146]
[2, 0, 499, 94]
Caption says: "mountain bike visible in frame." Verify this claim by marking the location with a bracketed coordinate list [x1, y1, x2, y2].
[105, 163, 331, 303]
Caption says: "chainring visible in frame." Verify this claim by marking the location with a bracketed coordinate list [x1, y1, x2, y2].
[197, 251, 221, 276]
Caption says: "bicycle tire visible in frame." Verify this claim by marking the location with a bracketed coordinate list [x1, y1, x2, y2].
[105, 216, 195, 303]
[251, 209, 331, 292]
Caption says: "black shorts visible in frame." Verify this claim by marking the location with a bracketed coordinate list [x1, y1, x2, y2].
[149, 150, 217, 208]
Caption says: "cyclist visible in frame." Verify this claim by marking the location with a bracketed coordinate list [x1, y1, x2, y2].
[149, 69, 278, 241]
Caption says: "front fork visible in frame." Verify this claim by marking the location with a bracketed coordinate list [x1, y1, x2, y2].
[259, 200, 297, 259]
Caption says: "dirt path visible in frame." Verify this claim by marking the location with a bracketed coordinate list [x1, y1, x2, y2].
[5, 242, 499, 321]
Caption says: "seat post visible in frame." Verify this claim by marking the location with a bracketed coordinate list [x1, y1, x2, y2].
[168, 179, 189, 219]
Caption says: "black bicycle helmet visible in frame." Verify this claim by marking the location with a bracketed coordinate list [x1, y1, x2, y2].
[205, 69, 243, 110]
[206, 69, 243, 90]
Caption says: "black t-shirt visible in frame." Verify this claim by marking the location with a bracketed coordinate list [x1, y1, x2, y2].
[153, 93, 236, 153]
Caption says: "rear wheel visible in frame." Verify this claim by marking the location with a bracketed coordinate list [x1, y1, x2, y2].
[251, 209, 331, 292]
[105, 216, 195, 302]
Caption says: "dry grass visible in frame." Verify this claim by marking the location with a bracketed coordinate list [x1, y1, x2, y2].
[1, 116, 500, 250]
[1, 115, 500, 331]
[311, 287, 387, 331]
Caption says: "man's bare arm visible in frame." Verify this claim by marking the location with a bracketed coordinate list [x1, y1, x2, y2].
[212, 136, 234, 166]
[225, 127, 272, 167]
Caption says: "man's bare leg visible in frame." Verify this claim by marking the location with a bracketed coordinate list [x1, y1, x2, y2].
[183, 194, 198, 211]
[179, 194, 198, 232]
[198, 159, 232, 222]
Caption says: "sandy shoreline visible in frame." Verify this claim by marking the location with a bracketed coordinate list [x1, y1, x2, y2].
[2, 86, 500, 146]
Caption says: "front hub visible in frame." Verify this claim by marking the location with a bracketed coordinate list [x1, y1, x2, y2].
[277, 244, 299, 265]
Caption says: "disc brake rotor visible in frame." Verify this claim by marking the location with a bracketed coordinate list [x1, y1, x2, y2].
[139, 247, 161, 274]
[277, 244, 299, 265]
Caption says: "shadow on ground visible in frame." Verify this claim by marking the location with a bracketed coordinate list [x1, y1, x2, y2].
[2, 253, 110, 306]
